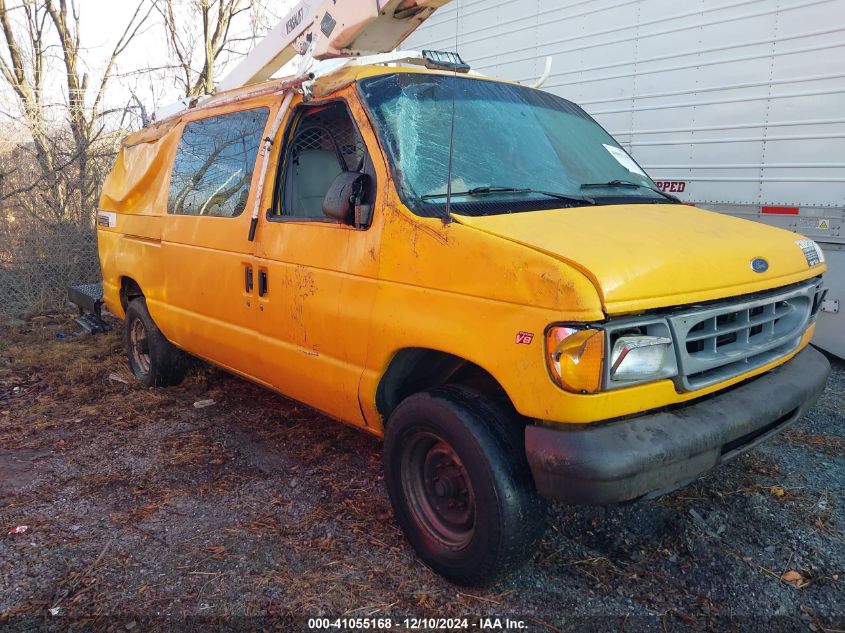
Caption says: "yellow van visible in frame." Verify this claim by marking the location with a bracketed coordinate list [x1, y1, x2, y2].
[94, 63, 830, 586]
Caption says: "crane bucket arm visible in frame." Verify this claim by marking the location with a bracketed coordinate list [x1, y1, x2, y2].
[217, 0, 451, 93]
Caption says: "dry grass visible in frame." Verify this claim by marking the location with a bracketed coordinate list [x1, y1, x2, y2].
[781, 427, 845, 457]
[1, 315, 844, 632]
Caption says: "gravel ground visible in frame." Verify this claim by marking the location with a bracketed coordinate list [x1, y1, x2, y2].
[0, 315, 843, 632]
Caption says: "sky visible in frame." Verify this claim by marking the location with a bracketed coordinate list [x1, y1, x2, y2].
[0, 0, 298, 127]
[80, 0, 172, 110]
[84, 0, 295, 112]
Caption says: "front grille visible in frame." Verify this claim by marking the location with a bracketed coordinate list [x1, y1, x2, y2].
[668, 280, 820, 391]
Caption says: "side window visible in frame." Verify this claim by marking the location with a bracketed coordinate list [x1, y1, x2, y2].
[275, 102, 371, 219]
[168, 108, 269, 217]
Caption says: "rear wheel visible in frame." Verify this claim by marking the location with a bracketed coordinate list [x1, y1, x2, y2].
[384, 386, 547, 586]
[124, 298, 188, 387]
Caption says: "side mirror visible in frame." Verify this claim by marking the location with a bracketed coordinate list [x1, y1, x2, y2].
[323, 171, 371, 226]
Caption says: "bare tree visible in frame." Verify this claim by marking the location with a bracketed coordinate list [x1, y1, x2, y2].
[154, 0, 278, 97]
[0, 1, 59, 217]
[0, 0, 153, 225]
[0, 0, 275, 317]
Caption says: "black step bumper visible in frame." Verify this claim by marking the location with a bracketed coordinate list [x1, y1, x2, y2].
[67, 283, 112, 334]
[525, 346, 831, 505]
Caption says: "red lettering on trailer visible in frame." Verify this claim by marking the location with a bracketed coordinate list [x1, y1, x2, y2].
[655, 180, 686, 193]
[762, 206, 799, 215]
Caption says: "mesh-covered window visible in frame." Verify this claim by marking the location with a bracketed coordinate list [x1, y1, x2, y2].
[169, 108, 269, 217]
[277, 102, 369, 218]
[292, 105, 367, 171]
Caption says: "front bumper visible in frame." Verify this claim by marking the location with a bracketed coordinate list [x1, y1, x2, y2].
[525, 346, 831, 504]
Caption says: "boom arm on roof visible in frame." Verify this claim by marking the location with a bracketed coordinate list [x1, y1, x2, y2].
[217, 0, 451, 93]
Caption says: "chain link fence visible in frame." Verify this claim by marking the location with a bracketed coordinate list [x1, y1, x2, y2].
[0, 222, 101, 320]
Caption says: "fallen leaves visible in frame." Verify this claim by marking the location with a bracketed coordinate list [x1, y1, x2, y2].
[769, 485, 786, 498]
[781, 569, 810, 588]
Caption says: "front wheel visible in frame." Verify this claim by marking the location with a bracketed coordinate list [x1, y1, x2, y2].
[124, 297, 188, 387]
[384, 386, 547, 586]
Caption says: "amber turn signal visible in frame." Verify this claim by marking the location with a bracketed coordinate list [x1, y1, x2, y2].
[545, 327, 605, 393]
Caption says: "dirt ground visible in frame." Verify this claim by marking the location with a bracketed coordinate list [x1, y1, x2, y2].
[0, 315, 843, 632]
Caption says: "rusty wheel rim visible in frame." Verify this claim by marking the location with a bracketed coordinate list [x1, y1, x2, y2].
[129, 318, 151, 375]
[401, 431, 476, 549]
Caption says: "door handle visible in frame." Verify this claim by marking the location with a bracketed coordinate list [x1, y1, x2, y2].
[258, 270, 268, 297]
[245, 266, 254, 293]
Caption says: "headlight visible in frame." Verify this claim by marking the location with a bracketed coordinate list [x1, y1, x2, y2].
[545, 326, 604, 393]
[609, 335, 673, 381]
[796, 238, 825, 267]
[546, 320, 679, 393]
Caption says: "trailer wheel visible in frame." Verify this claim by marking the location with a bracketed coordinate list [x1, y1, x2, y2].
[384, 385, 547, 586]
[124, 298, 188, 387]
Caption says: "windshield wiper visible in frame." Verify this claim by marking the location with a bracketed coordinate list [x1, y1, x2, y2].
[422, 185, 594, 206]
[579, 179, 680, 203]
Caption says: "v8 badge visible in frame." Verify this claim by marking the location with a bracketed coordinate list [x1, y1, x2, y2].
[515, 331, 534, 345]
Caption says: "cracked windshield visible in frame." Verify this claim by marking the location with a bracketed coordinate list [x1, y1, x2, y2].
[359, 73, 671, 218]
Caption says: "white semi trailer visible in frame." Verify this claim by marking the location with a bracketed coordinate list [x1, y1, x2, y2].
[406, 0, 845, 357]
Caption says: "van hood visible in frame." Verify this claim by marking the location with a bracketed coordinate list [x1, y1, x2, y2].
[452, 204, 824, 314]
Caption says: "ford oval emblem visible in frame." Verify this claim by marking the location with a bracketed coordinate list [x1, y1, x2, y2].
[751, 257, 769, 273]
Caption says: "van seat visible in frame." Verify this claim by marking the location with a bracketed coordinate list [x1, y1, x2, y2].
[294, 149, 343, 216]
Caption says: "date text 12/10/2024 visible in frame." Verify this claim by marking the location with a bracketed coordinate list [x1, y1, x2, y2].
[307, 617, 528, 630]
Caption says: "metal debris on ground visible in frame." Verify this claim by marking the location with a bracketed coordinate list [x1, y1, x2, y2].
[108, 373, 129, 385]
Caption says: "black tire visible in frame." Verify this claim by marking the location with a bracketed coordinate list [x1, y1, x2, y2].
[384, 385, 547, 586]
[124, 297, 188, 387]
